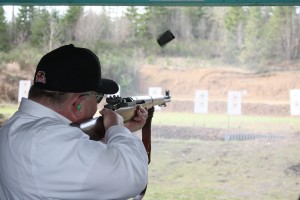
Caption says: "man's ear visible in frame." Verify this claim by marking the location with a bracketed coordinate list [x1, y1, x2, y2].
[71, 95, 84, 119]
[54, 94, 85, 123]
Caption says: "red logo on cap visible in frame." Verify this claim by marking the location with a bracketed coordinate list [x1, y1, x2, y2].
[35, 71, 46, 84]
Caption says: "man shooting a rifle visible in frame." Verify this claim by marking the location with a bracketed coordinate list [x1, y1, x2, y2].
[0, 44, 149, 199]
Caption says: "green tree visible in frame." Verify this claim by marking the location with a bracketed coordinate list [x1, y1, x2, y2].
[31, 8, 63, 51]
[224, 7, 246, 63]
[125, 6, 139, 39]
[242, 7, 266, 63]
[180, 7, 219, 58]
[184, 7, 212, 40]
[266, 6, 300, 61]
[94, 8, 112, 41]
[140, 6, 171, 39]
[14, 6, 35, 45]
[30, 8, 50, 48]
[62, 6, 83, 43]
[0, 6, 9, 51]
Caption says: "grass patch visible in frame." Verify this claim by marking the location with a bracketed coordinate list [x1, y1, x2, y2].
[0, 103, 18, 117]
[144, 139, 300, 200]
[152, 112, 300, 133]
[0, 104, 18, 126]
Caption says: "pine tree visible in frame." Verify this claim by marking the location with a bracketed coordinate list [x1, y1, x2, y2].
[62, 6, 83, 43]
[224, 7, 246, 63]
[125, 6, 139, 39]
[14, 6, 34, 45]
[242, 7, 266, 63]
[30, 8, 50, 48]
[0, 6, 9, 51]
[265, 6, 300, 61]
[140, 6, 171, 39]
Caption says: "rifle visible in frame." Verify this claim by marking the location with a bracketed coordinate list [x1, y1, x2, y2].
[78, 90, 170, 131]
[75, 91, 171, 158]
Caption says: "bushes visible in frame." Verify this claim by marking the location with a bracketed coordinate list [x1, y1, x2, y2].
[2, 44, 43, 72]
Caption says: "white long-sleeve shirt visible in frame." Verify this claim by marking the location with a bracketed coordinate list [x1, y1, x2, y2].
[0, 98, 148, 200]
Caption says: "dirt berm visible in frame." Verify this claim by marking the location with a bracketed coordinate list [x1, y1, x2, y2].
[138, 64, 300, 116]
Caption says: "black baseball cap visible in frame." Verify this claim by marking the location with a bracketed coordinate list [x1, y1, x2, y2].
[33, 44, 119, 94]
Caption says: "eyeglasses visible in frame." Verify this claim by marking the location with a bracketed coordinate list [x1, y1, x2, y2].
[81, 92, 104, 103]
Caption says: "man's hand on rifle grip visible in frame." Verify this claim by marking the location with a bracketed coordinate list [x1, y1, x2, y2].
[87, 109, 124, 141]
[100, 108, 124, 131]
[124, 105, 148, 132]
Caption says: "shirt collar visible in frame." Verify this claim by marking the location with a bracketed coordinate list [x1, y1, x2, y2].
[19, 98, 71, 124]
